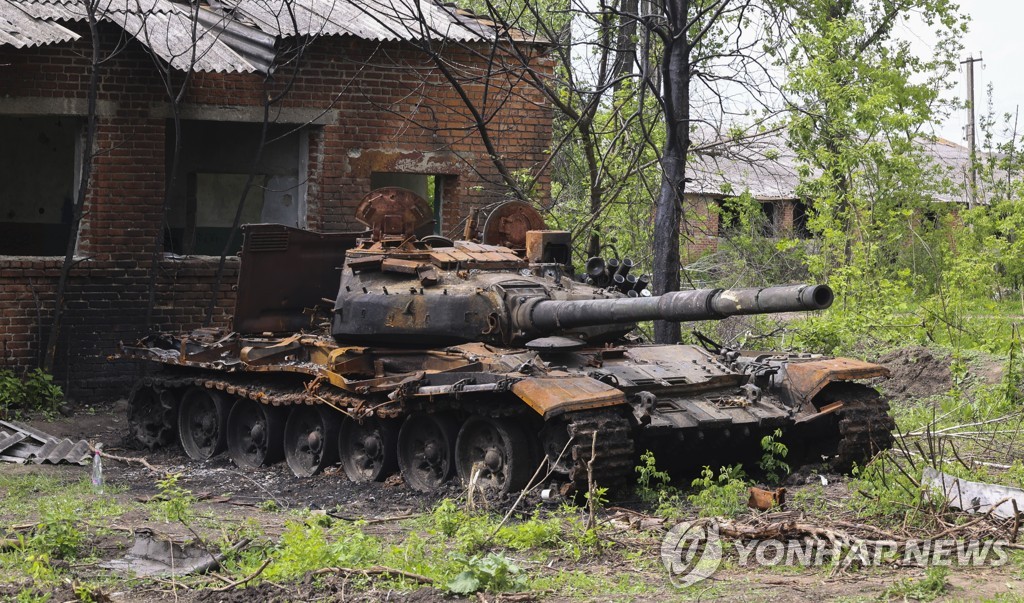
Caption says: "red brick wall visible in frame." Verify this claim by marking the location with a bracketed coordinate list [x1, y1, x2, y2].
[0, 25, 552, 400]
[683, 194, 720, 261]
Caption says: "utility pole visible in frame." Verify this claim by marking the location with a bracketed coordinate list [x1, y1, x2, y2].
[961, 54, 982, 207]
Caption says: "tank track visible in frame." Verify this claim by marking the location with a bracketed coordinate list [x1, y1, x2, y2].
[831, 384, 896, 471]
[128, 372, 383, 451]
[130, 371, 639, 497]
[136, 373, 369, 409]
[563, 410, 636, 494]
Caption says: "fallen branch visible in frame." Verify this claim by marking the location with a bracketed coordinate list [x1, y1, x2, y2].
[89, 443, 166, 475]
[327, 512, 423, 524]
[586, 431, 598, 531]
[189, 537, 251, 576]
[311, 565, 434, 584]
[211, 557, 272, 592]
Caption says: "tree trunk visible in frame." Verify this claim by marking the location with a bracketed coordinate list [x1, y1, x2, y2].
[613, 0, 639, 90]
[44, 7, 100, 371]
[652, 0, 690, 344]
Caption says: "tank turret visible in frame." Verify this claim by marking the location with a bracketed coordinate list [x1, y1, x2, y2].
[330, 189, 833, 347]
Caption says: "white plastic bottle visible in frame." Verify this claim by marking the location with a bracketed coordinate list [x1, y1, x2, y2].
[91, 443, 103, 493]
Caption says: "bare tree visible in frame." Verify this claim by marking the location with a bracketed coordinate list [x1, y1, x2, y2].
[44, 0, 103, 371]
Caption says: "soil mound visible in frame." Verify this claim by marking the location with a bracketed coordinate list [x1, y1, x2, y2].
[876, 346, 952, 400]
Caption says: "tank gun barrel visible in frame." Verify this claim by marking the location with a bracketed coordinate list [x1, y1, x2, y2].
[515, 284, 833, 334]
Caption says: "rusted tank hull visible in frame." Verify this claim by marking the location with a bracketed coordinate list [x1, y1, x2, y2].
[120, 332, 894, 495]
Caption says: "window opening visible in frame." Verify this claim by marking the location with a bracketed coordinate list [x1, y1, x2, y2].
[165, 120, 304, 255]
[760, 201, 776, 237]
[793, 201, 811, 239]
[0, 116, 80, 255]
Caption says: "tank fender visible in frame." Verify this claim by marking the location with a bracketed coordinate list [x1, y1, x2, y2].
[777, 358, 890, 407]
[510, 375, 626, 418]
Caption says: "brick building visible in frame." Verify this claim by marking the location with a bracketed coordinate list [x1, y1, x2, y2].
[0, 0, 552, 399]
[682, 134, 985, 261]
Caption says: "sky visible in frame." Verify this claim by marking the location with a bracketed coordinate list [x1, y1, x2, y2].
[908, 0, 1024, 145]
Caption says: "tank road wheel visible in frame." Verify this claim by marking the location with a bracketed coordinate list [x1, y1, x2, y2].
[177, 388, 229, 461]
[128, 382, 178, 450]
[226, 398, 286, 468]
[284, 406, 341, 477]
[455, 417, 532, 497]
[339, 417, 399, 482]
[397, 413, 458, 492]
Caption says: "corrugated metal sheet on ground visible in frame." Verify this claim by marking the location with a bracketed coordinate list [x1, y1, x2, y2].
[0, 420, 91, 465]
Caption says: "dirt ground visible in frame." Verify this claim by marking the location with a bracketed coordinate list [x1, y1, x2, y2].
[4, 356, 1024, 602]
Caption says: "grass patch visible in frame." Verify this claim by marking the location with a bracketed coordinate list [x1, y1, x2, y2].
[881, 566, 949, 601]
[0, 473, 130, 587]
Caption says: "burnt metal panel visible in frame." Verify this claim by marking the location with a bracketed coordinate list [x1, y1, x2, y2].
[233, 224, 362, 335]
[783, 358, 890, 403]
[511, 376, 625, 418]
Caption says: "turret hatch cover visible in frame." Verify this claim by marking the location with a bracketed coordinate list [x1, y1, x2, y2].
[524, 336, 585, 351]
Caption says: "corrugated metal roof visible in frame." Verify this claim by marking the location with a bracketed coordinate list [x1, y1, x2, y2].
[0, 0, 79, 47]
[109, 2, 272, 73]
[7, 0, 276, 72]
[226, 0, 531, 43]
[3, 0, 537, 73]
[687, 131, 1003, 206]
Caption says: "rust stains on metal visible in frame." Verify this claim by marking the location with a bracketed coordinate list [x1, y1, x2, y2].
[355, 187, 434, 239]
[784, 358, 890, 403]
[480, 200, 546, 249]
[511, 376, 626, 418]
[747, 486, 786, 511]
[234, 224, 361, 335]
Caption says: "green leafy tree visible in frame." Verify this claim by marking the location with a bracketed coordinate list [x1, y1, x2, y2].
[781, 0, 966, 351]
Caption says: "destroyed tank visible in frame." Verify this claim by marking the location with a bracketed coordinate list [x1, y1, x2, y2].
[120, 188, 895, 496]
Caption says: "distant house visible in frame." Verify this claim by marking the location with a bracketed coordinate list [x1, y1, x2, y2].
[0, 0, 552, 398]
[681, 133, 997, 260]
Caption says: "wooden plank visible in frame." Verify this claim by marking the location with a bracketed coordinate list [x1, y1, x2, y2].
[382, 258, 424, 274]
[347, 256, 383, 272]
[445, 249, 474, 263]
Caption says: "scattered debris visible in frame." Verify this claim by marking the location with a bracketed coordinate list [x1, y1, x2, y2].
[0, 420, 90, 465]
[101, 529, 249, 577]
[922, 467, 1024, 520]
[748, 486, 786, 511]
[607, 508, 666, 531]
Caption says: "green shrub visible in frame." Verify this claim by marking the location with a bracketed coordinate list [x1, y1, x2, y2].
[447, 552, 527, 595]
[687, 465, 748, 518]
[0, 368, 63, 418]
[149, 473, 196, 523]
[758, 429, 790, 485]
